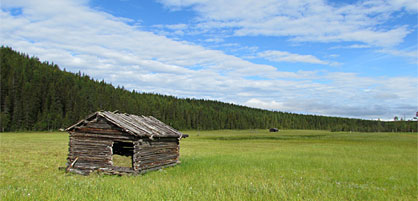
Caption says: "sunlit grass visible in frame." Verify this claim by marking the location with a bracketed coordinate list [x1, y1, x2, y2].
[112, 155, 132, 168]
[0, 130, 416, 200]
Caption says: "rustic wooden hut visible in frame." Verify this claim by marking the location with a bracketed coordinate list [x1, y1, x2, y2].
[65, 111, 188, 175]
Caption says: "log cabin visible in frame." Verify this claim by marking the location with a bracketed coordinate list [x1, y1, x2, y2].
[65, 111, 188, 175]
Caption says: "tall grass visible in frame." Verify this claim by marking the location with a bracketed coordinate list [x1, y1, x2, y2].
[0, 130, 416, 200]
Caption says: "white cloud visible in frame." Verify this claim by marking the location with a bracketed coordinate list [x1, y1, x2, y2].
[331, 44, 371, 49]
[158, 0, 416, 47]
[204, 38, 224, 43]
[257, 50, 330, 65]
[245, 98, 285, 111]
[347, 44, 371, 49]
[1, 0, 417, 120]
[152, 23, 189, 36]
[377, 48, 418, 63]
[389, 0, 418, 12]
[165, 23, 188, 30]
[243, 74, 418, 119]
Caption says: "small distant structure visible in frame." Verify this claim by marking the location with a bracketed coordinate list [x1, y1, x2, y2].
[64, 111, 188, 175]
[269, 128, 279, 132]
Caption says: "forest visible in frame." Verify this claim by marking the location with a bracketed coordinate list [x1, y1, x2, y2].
[1, 46, 416, 132]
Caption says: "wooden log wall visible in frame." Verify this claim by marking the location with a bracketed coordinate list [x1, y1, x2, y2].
[134, 138, 180, 172]
[68, 121, 136, 172]
[67, 133, 113, 170]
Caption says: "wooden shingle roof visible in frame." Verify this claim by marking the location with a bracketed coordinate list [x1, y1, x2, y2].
[66, 111, 183, 138]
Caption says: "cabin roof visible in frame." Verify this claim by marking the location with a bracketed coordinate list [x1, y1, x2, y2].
[66, 111, 183, 138]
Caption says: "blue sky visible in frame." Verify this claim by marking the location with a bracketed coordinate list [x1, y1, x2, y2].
[1, 0, 417, 120]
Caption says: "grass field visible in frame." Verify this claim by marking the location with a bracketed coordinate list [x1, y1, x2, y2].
[0, 130, 416, 200]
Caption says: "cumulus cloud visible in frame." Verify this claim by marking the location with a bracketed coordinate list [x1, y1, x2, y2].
[158, 0, 416, 47]
[1, 0, 417, 120]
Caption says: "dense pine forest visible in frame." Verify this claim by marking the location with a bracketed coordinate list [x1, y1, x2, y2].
[1, 47, 416, 132]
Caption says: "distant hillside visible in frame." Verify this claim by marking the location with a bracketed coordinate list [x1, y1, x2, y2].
[1, 46, 415, 132]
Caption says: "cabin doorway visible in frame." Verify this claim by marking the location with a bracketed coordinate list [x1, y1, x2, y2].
[111, 141, 134, 169]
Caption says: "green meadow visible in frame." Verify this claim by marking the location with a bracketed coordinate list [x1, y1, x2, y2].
[0, 130, 416, 200]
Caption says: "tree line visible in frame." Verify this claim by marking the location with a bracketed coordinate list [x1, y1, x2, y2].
[1, 47, 416, 132]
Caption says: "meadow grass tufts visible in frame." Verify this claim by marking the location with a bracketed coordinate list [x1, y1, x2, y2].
[0, 130, 416, 200]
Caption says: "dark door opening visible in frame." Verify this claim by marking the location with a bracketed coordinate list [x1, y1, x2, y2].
[112, 141, 134, 168]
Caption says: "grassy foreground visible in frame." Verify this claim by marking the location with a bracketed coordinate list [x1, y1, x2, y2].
[0, 130, 416, 200]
